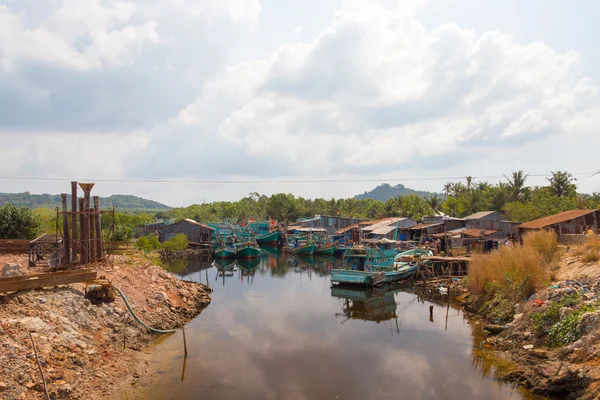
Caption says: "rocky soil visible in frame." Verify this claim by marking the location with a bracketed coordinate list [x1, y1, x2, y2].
[460, 248, 600, 399]
[0, 255, 212, 400]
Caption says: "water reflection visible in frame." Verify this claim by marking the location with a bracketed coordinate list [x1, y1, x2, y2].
[132, 252, 546, 400]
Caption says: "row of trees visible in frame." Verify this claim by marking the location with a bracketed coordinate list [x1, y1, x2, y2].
[1, 170, 598, 240]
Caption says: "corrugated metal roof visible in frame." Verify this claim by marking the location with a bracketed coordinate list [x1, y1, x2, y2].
[463, 228, 499, 238]
[362, 217, 407, 232]
[465, 211, 503, 220]
[371, 225, 399, 235]
[409, 223, 443, 230]
[183, 219, 215, 230]
[518, 209, 599, 230]
[430, 228, 466, 238]
[295, 228, 328, 233]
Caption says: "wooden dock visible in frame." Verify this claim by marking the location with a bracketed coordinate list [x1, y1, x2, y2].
[418, 256, 470, 280]
[0, 269, 97, 293]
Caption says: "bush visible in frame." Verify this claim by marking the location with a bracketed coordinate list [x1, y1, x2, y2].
[0, 203, 42, 239]
[161, 234, 189, 253]
[547, 304, 597, 347]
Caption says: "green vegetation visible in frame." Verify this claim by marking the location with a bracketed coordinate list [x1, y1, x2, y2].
[160, 234, 189, 253]
[531, 293, 581, 332]
[547, 304, 597, 347]
[0, 192, 170, 211]
[135, 235, 161, 252]
[0, 204, 42, 239]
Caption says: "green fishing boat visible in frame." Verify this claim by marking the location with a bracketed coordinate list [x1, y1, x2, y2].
[214, 245, 237, 259]
[287, 236, 316, 255]
[256, 230, 281, 246]
[314, 243, 336, 255]
[236, 241, 261, 258]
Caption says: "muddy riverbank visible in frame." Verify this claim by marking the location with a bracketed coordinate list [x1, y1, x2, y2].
[0, 255, 211, 400]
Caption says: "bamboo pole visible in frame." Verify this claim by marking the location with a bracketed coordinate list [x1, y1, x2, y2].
[61, 194, 70, 263]
[94, 196, 104, 260]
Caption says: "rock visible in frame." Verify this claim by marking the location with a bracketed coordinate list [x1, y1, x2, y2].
[2, 263, 23, 278]
[0, 382, 7, 391]
[484, 324, 506, 334]
[523, 344, 534, 350]
[531, 349, 549, 359]
[113, 307, 124, 316]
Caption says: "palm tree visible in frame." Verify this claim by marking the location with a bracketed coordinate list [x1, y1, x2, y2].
[381, 198, 398, 217]
[465, 176, 474, 190]
[426, 194, 441, 214]
[443, 183, 453, 197]
[548, 171, 577, 197]
[504, 170, 529, 202]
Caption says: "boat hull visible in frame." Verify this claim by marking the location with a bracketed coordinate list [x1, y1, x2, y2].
[330, 270, 386, 286]
[289, 244, 316, 255]
[215, 247, 237, 259]
[237, 246, 261, 259]
[315, 244, 336, 255]
[256, 231, 280, 246]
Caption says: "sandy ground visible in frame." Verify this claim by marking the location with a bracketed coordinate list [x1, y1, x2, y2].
[0, 254, 212, 400]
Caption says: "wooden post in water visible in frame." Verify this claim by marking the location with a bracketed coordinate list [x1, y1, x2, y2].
[71, 182, 78, 263]
[182, 326, 188, 356]
[61, 194, 70, 263]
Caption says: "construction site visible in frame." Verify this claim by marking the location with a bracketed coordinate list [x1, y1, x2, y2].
[0, 182, 212, 400]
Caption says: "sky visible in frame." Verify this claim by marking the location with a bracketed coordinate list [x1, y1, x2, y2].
[1, 0, 600, 207]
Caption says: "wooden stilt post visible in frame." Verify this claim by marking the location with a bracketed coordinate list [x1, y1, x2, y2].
[61, 194, 70, 264]
[70, 182, 78, 263]
[94, 196, 104, 260]
[79, 198, 85, 263]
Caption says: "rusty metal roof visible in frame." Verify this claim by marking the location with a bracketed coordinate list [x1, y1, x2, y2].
[463, 228, 499, 238]
[518, 209, 599, 230]
[335, 223, 360, 234]
[409, 223, 443, 230]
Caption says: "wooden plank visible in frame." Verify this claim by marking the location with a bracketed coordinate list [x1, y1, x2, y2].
[0, 269, 95, 283]
[0, 271, 97, 293]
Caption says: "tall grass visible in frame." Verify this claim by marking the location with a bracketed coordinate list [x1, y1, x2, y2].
[522, 230, 559, 264]
[581, 250, 600, 263]
[467, 231, 557, 302]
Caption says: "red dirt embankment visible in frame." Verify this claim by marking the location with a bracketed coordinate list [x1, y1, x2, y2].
[0, 255, 212, 400]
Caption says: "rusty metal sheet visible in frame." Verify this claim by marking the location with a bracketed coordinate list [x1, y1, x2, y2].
[519, 209, 599, 230]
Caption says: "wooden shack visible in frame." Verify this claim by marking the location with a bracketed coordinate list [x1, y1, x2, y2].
[518, 209, 600, 237]
[159, 219, 215, 244]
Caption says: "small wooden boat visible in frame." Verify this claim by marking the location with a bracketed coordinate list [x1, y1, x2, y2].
[331, 269, 386, 286]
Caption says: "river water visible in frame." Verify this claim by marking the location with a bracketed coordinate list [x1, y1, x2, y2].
[130, 250, 545, 400]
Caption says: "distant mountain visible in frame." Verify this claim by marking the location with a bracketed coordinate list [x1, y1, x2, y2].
[0, 192, 171, 211]
[354, 184, 439, 202]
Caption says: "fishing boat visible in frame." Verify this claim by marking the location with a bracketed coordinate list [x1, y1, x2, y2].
[237, 257, 261, 271]
[236, 240, 261, 258]
[287, 237, 316, 255]
[331, 245, 417, 285]
[393, 248, 433, 268]
[256, 230, 281, 247]
[214, 245, 237, 259]
[314, 243, 337, 255]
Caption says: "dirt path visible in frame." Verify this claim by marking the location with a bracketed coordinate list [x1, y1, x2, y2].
[0, 255, 212, 400]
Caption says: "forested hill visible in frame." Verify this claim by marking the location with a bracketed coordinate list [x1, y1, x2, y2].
[355, 184, 438, 201]
[0, 192, 171, 211]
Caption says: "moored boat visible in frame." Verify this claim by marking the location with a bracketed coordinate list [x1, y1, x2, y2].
[215, 245, 237, 259]
[289, 243, 316, 255]
[256, 230, 281, 247]
[236, 241, 261, 258]
[314, 243, 336, 255]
